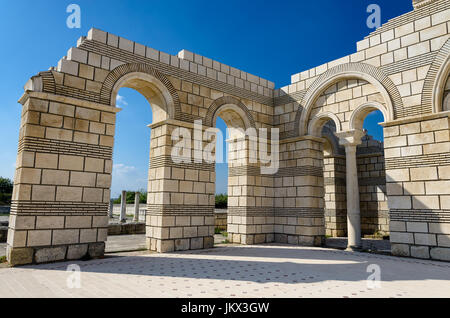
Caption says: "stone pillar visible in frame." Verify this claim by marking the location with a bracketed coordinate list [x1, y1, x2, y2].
[226, 135, 275, 245]
[133, 192, 140, 222]
[335, 130, 364, 251]
[146, 122, 215, 253]
[120, 190, 127, 223]
[109, 199, 114, 219]
[7, 93, 117, 266]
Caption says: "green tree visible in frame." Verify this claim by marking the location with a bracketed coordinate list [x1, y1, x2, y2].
[215, 194, 228, 209]
[0, 177, 13, 205]
[113, 189, 147, 204]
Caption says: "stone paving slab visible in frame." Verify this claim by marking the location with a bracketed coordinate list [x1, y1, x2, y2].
[0, 244, 449, 298]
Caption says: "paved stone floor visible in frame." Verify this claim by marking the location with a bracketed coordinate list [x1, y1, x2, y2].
[0, 244, 449, 298]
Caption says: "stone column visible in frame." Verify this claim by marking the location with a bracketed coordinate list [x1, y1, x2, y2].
[133, 192, 140, 222]
[109, 199, 114, 219]
[120, 190, 127, 223]
[335, 130, 364, 251]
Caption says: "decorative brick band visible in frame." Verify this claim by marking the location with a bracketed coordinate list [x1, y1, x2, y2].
[228, 206, 274, 217]
[146, 204, 214, 216]
[275, 166, 323, 177]
[385, 152, 450, 169]
[19, 137, 113, 160]
[149, 155, 214, 171]
[390, 209, 450, 223]
[229, 165, 261, 177]
[10, 201, 108, 216]
[274, 207, 324, 218]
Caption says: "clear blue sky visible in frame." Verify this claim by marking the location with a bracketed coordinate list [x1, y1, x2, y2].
[0, 0, 412, 196]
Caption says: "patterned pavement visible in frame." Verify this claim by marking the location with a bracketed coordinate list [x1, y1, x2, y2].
[0, 244, 449, 298]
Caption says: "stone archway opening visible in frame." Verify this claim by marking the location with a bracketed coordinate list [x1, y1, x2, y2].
[107, 72, 174, 252]
[211, 102, 258, 245]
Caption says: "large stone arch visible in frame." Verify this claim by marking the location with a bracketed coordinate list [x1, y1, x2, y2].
[422, 38, 450, 113]
[204, 95, 256, 129]
[298, 63, 401, 136]
[100, 63, 182, 118]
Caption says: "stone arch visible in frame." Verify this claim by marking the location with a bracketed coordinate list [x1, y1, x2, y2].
[422, 38, 450, 113]
[205, 96, 256, 130]
[349, 101, 388, 131]
[298, 63, 400, 136]
[307, 112, 342, 137]
[100, 63, 182, 121]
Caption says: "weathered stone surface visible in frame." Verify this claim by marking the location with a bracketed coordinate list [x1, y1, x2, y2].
[67, 244, 89, 260]
[7, 247, 34, 266]
[34, 246, 67, 264]
[88, 242, 105, 258]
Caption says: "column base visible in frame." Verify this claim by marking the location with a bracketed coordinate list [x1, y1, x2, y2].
[345, 245, 363, 252]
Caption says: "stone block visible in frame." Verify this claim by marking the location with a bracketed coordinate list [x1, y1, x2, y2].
[7, 247, 34, 266]
[36, 216, 65, 229]
[414, 233, 436, 246]
[410, 246, 430, 259]
[80, 229, 97, 243]
[67, 244, 89, 260]
[53, 229, 79, 245]
[390, 231, 414, 244]
[190, 237, 203, 249]
[85, 157, 104, 172]
[27, 230, 52, 246]
[157, 239, 174, 252]
[35, 246, 67, 263]
[59, 155, 84, 171]
[391, 243, 410, 257]
[406, 222, 428, 233]
[174, 238, 190, 251]
[88, 242, 105, 258]
[430, 247, 450, 262]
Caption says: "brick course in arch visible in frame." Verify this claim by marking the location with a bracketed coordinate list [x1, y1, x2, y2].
[422, 38, 450, 113]
[204, 95, 256, 129]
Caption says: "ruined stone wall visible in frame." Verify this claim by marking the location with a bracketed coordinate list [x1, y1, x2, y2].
[6, 0, 450, 265]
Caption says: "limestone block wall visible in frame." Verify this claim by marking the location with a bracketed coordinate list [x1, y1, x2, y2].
[273, 137, 325, 246]
[357, 151, 389, 236]
[384, 114, 450, 259]
[146, 122, 216, 252]
[323, 155, 347, 237]
[227, 137, 275, 245]
[8, 95, 116, 265]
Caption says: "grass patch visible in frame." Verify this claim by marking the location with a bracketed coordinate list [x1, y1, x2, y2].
[0, 256, 6, 263]
[221, 239, 230, 244]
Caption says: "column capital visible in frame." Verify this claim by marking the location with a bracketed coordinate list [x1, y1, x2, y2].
[335, 129, 365, 148]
